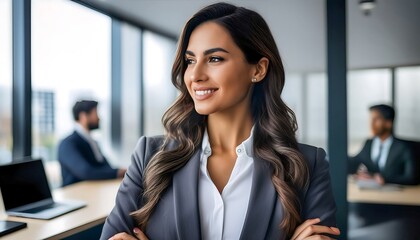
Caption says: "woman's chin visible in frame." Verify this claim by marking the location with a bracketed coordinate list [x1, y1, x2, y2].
[194, 105, 215, 116]
[195, 109, 211, 116]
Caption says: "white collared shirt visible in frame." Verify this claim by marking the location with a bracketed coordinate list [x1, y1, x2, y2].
[371, 136, 393, 170]
[75, 123, 104, 162]
[198, 129, 254, 240]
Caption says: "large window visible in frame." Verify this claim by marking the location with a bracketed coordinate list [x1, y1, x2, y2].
[283, 74, 305, 141]
[120, 22, 142, 165]
[306, 73, 328, 150]
[32, 0, 112, 167]
[395, 66, 420, 140]
[142, 31, 177, 136]
[0, 0, 12, 164]
[282, 73, 327, 150]
[347, 69, 392, 155]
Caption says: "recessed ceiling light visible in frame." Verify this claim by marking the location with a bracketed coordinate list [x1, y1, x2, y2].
[359, 0, 376, 16]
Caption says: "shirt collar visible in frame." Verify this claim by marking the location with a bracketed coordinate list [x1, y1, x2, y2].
[201, 126, 255, 158]
[373, 135, 393, 147]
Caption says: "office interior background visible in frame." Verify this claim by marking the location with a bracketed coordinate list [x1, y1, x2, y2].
[0, 0, 419, 239]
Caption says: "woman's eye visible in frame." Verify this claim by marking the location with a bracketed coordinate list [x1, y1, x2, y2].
[185, 58, 195, 65]
[209, 56, 224, 63]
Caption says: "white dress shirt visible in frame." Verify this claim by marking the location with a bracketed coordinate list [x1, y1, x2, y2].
[75, 123, 104, 162]
[198, 128, 254, 240]
[371, 136, 393, 170]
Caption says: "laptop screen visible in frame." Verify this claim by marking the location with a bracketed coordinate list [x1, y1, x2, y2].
[0, 159, 52, 210]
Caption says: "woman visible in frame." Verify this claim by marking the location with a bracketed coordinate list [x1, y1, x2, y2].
[102, 2, 339, 240]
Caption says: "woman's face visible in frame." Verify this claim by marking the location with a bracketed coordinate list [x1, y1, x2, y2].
[184, 21, 256, 116]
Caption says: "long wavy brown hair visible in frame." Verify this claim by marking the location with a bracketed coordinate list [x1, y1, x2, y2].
[131, 2, 309, 237]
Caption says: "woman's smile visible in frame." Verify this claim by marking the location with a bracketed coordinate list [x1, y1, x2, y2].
[193, 88, 219, 100]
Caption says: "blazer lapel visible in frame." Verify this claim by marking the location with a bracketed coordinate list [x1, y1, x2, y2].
[383, 140, 400, 173]
[172, 149, 202, 239]
[239, 157, 279, 240]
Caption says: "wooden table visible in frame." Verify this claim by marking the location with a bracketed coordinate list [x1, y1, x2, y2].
[1, 179, 121, 240]
[347, 178, 420, 206]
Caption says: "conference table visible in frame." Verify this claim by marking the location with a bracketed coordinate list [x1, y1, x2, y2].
[1, 179, 121, 240]
[347, 177, 420, 206]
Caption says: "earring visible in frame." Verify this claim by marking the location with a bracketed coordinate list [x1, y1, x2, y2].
[252, 78, 257, 83]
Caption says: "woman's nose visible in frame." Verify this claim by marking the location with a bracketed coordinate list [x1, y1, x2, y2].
[189, 62, 208, 82]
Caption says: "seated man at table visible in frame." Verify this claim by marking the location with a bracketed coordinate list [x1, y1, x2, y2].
[349, 104, 417, 185]
[58, 100, 126, 186]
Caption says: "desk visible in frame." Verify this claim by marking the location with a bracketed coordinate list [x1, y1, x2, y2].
[1, 179, 121, 240]
[347, 178, 420, 206]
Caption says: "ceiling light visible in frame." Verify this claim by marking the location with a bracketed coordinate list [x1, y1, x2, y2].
[360, 0, 376, 16]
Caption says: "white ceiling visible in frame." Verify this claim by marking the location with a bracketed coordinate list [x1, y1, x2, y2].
[347, 0, 420, 69]
[78, 0, 420, 72]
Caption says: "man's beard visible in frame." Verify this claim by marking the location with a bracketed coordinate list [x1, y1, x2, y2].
[88, 122, 99, 130]
[376, 127, 391, 137]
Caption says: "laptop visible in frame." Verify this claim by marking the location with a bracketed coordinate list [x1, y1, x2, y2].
[0, 159, 86, 220]
[0, 221, 27, 237]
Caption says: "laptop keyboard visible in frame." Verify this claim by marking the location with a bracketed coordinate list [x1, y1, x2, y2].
[20, 203, 59, 214]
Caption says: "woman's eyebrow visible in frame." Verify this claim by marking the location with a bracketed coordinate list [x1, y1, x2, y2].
[204, 47, 229, 55]
[185, 48, 229, 57]
[185, 50, 195, 56]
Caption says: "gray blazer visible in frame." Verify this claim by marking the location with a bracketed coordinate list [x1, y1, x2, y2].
[100, 136, 336, 240]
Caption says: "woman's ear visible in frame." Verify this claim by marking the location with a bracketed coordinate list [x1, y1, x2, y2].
[252, 57, 269, 82]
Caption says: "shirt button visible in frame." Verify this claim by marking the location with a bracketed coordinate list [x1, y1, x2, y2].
[236, 148, 242, 154]
[204, 148, 211, 155]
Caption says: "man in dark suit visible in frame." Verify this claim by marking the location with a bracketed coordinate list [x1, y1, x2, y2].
[58, 100, 126, 186]
[349, 104, 417, 185]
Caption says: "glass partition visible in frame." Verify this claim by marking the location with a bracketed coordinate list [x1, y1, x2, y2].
[0, 0, 12, 164]
[142, 31, 177, 136]
[395, 66, 420, 140]
[347, 69, 392, 155]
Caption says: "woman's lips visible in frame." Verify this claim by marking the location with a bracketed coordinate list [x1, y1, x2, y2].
[193, 88, 218, 100]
